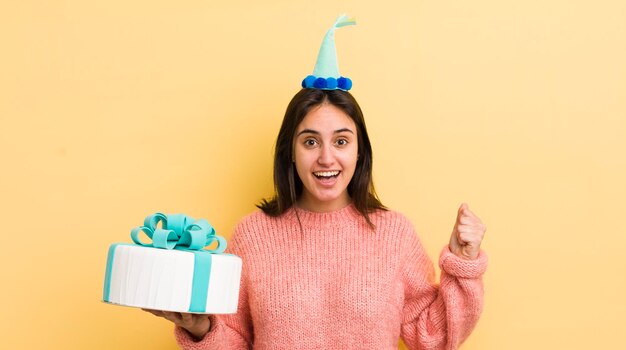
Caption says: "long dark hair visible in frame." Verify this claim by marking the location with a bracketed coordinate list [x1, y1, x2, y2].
[257, 88, 386, 227]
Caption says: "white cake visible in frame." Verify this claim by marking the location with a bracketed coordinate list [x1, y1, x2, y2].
[103, 243, 242, 314]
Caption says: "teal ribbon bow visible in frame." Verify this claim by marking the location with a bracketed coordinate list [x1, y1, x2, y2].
[130, 213, 226, 253]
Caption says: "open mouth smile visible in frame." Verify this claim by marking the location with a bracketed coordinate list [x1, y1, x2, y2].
[313, 170, 341, 179]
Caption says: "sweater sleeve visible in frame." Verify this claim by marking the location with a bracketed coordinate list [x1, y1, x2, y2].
[174, 223, 254, 350]
[399, 224, 487, 350]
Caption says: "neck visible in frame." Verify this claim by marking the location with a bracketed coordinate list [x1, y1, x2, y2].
[296, 194, 352, 213]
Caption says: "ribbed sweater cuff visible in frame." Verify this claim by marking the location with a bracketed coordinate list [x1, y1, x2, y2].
[174, 315, 218, 349]
[175, 326, 201, 348]
[439, 245, 488, 278]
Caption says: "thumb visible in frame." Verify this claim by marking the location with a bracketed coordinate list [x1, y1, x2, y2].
[457, 203, 469, 219]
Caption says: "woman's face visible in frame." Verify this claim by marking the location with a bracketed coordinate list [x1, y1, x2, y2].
[293, 103, 358, 212]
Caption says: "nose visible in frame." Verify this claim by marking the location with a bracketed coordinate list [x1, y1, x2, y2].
[317, 144, 334, 166]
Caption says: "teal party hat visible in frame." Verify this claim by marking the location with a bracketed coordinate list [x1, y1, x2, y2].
[302, 15, 356, 91]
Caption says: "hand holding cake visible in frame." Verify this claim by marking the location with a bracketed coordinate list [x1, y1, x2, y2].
[143, 309, 211, 340]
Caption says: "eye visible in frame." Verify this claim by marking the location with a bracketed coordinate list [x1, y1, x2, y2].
[336, 138, 348, 146]
[304, 139, 318, 147]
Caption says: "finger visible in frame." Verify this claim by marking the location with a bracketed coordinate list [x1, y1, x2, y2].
[459, 231, 483, 244]
[160, 311, 181, 323]
[459, 216, 481, 225]
[143, 309, 164, 317]
[173, 312, 184, 324]
[460, 230, 485, 244]
[458, 228, 485, 242]
[456, 224, 475, 233]
[180, 313, 194, 326]
[459, 223, 485, 233]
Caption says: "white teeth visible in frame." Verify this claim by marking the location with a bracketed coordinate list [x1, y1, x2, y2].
[314, 171, 340, 177]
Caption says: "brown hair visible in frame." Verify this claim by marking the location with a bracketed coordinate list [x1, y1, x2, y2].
[257, 89, 386, 227]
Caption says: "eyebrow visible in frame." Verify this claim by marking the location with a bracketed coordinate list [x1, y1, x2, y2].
[296, 128, 355, 137]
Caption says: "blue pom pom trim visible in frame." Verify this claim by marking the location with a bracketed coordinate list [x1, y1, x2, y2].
[301, 76, 352, 91]
[313, 77, 327, 89]
[326, 77, 338, 89]
[337, 77, 352, 90]
[302, 75, 316, 88]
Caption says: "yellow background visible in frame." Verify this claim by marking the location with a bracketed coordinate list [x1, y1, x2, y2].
[1, 1, 625, 349]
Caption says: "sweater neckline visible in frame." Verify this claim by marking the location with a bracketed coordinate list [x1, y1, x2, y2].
[285, 202, 363, 229]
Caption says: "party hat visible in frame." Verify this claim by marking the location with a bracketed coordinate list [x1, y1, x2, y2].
[302, 15, 356, 91]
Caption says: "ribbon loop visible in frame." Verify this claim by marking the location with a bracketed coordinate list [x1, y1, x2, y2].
[144, 212, 167, 230]
[130, 226, 154, 246]
[152, 228, 179, 250]
[130, 213, 227, 252]
[206, 235, 227, 254]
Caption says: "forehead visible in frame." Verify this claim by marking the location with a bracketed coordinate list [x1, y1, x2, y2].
[296, 104, 356, 132]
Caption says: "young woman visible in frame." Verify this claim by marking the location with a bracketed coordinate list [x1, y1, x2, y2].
[146, 88, 488, 349]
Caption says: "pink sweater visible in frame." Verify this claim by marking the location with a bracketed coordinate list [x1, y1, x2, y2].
[175, 204, 487, 349]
